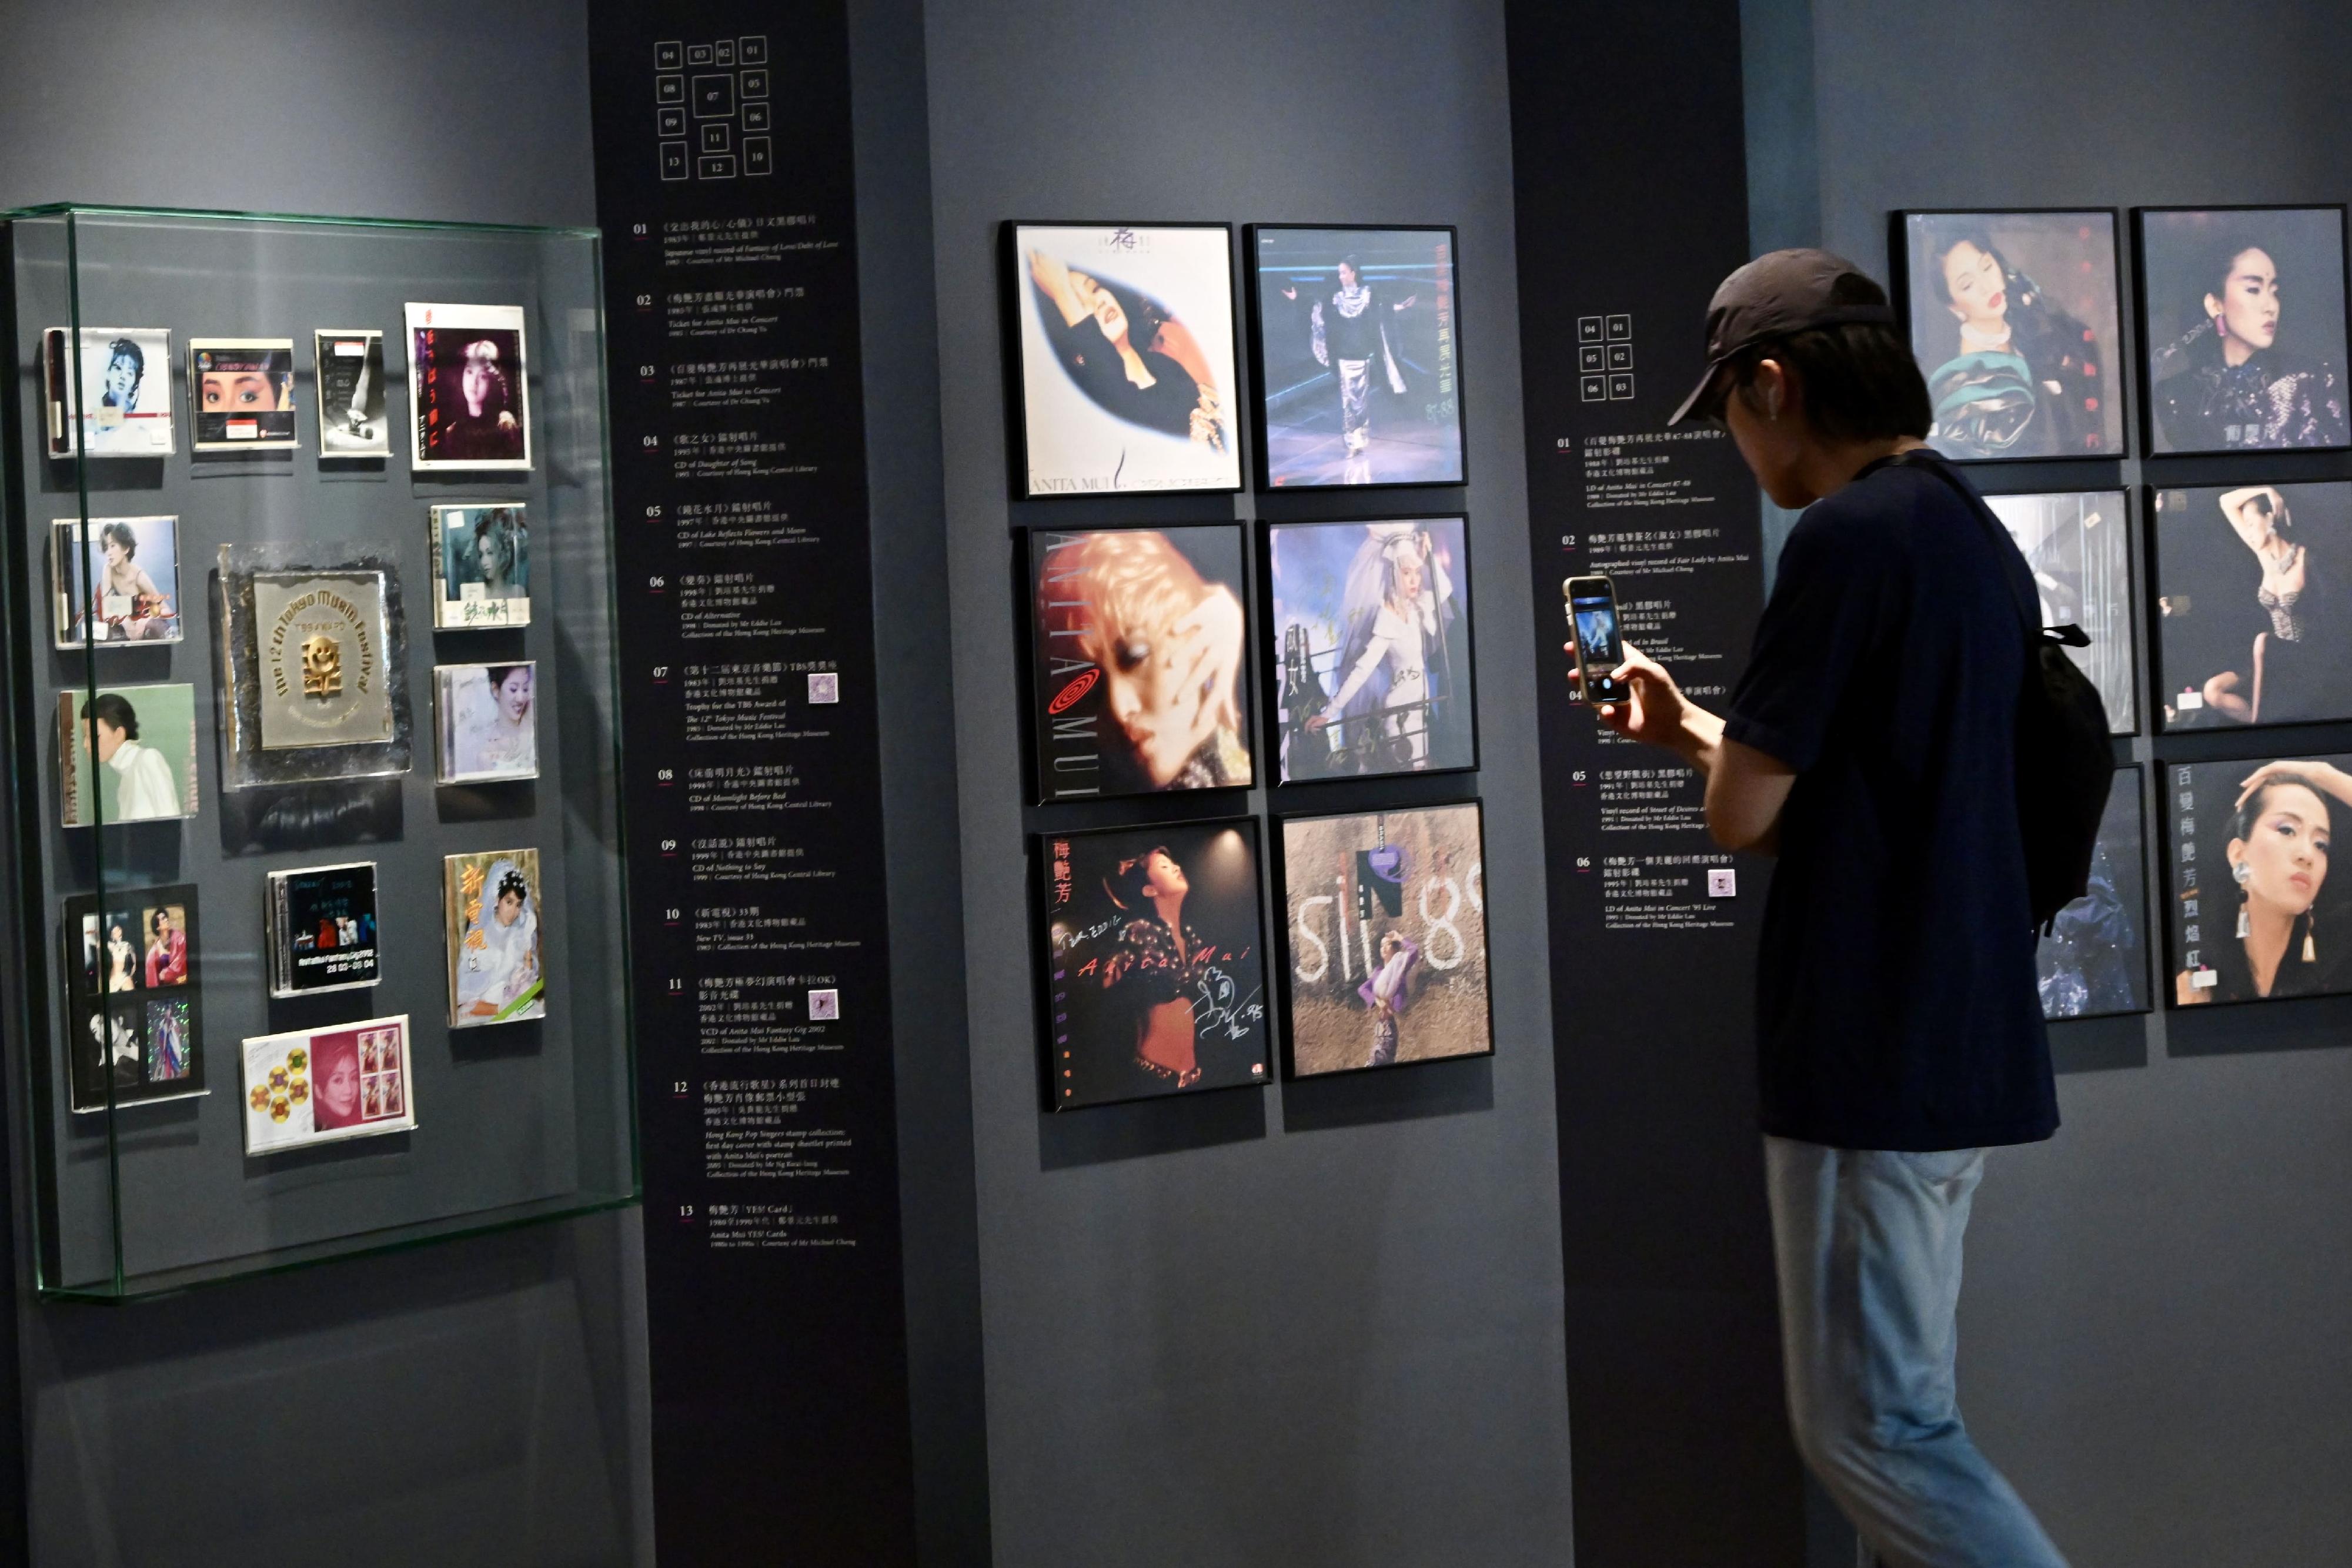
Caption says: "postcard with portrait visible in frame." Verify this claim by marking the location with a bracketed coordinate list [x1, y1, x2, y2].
[445, 848, 546, 1027]
[1979, 492, 2135, 733]
[52, 515, 183, 649]
[2153, 481, 2352, 730]
[1897, 211, 2124, 461]
[42, 327, 175, 458]
[1276, 802, 1491, 1076]
[2137, 207, 2350, 456]
[2166, 754, 2352, 1008]
[1265, 516, 1476, 783]
[240, 1015, 413, 1154]
[313, 329, 390, 457]
[407, 303, 531, 471]
[189, 338, 298, 451]
[435, 663, 539, 784]
[1025, 524, 1254, 803]
[429, 504, 531, 628]
[266, 861, 381, 998]
[1037, 818, 1267, 1110]
[1248, 226, 1465, 488]
[56, 683, 199, 828]
[1008, 223, 1240, 497]
[61, 882, 205, 1113]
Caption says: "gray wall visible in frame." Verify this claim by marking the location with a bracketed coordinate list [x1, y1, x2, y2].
[921, 2, 1575, 1564]
[1753, 2, 2352, 1563]
[0, 4, 653, 1565]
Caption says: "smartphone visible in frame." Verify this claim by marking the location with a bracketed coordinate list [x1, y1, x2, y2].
[1564, 575, 1627, 705]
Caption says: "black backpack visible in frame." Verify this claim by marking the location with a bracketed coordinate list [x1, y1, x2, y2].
[1882, 451, 2116, 931]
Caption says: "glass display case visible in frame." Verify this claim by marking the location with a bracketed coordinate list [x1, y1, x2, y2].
[0, 206, 638, 1299]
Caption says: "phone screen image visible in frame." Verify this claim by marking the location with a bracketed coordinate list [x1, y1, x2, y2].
[1571, 591, 1624, 702]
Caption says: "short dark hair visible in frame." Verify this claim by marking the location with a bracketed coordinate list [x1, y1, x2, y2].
[1729, 320, 1931, 443]
[99, 521, 138, 558]
[80, 691, 138, 738]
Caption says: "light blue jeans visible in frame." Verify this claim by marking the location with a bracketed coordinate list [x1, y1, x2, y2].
[1763, 1136, 2070, 1568]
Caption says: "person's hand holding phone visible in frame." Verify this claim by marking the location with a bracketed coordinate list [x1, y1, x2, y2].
[1566, 639, 1690, 746]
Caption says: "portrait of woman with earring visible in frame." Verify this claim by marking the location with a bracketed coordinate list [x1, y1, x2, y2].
[2178, 760, 2352, 1003]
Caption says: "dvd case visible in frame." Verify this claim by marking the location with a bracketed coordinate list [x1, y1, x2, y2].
[266, 862, 382, 997]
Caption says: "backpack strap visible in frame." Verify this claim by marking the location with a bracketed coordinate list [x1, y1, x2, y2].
[1862, 448, 2090, 648]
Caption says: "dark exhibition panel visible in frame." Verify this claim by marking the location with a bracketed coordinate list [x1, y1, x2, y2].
[0, 2, 2344, 1567]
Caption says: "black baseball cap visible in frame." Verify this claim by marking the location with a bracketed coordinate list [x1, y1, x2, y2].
[1667, 249, 1897, 426]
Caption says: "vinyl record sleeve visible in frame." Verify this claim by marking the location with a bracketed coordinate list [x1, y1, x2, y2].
[240, 1015, 414, 1154]
[2164, 754, 2352, 1007]
[2151, 480, 2352, 730]
[313, 329, 390, 457]
[429, 504, 531, 628]
[41, 327, 175, 458]
[2034, 767, 2150, 1021]
[266, 861, 382, 997]
[188, 337, 298, 450]
[406, 302, 532, 471]
[51, 515, 183, 649]
[60, 883, 206, 1114]
[444, 848, 546, 1027]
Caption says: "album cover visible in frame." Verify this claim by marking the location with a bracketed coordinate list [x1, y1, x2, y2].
[1248, 226, 1465, 488]
[56, 683, 199, 827]
[435, 663, 538, 784]
[1026, 524, 1254, 803]
[249, 570, 397, 751]
[1276, 802, 1492, 1076]
[41, 327, 175, 458]
[2036, 768, 2150, 1022]
[1266, 516, 1476, 781]
[60, 883, 204, 1113]
[2165, 754, 2352, 1007]
[406, 303, 530, 470]
[2152, 482, 2352, 729]
[1979, 492, 2135, 733]
[240, 1015, 413, 1154]
[1007, 223, 1240, 497]
[429, 504, 531, 628]
[445, 849, 546, 1027]
[1037, 818, 1268, 1109]
[51, 516, 182, 648]
[313, 329, 390, 457]
[266, 861, 381, 997]
[188, 339, 298, 451]
[1895, 211, 2124, 460]
[2137, 208, 2350, 455]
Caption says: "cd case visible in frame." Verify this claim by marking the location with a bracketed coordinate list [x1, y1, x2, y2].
[313, 329, 390, 457]
[266, 861, 382, 997]
[42, 327, 175, 458]
[444, 848, 546, 1027]
[188, 338, 298, 451]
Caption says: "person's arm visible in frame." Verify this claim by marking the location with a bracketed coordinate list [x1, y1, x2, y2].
[2234, 757, 2352, 814]
[1581, 646, 1794, 852]
[1318, 620, 1394, 720]
[2217, 486, 2282, 553]
[1026, 249, 1089, 328]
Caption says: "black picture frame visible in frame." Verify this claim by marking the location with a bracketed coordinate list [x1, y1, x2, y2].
[2132, 204, 2352, 458]
[1256, 512, 1482, 785]
[999, 220, 1246, 501]
[58, 882, 206, 1114]
[1973, 486, 2140, 735]
[1888, 207, 2129, 464]
[1030, 815, 1272, 1112]
[1269, 797, 1495, 1079]
[1242, 223, 1469, 492]
[2144, 479, 2352, 733]
[2037, 765, 2152, 1024]
[1018, 520, 1258, 806]
[2159, 752, 2352, 1009]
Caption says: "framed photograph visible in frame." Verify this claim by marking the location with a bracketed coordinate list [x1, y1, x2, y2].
[2164, 754, 2352, 1007]
[429, 504, 531, 628]
[2136, 206, 2350, 455]
[2151, 482, 2352, 729]
[313, 329, 390, 457]
[2037, 767, 2150, 1021]
[1247, 225, 1465, 488]
[406, 302, 531, 471]
[1036, 818, 1268, 1110]
[51, 516, 182, 648]
[1893, 210, 2124, 460]
[1979, 492, 2136, 733]
[1264, 516, 1476, 782]
[1005, 222, 1241, 497]
[1275, 801, 1491, 1076]
[444, 849, 546, 1027]
[1025, 524, 1254, 803]
[188, 338, 298, 451]
[56, 683, 199, 827]
[240, 1015, 413, 1155]
[61, 883, 205, 1113]
[41, 327, 175, 458]
[266, 862, 381, 998]
[435, 662, 539, 784]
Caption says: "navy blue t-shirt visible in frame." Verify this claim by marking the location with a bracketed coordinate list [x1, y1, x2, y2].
[1723, 453, 2059, 1152]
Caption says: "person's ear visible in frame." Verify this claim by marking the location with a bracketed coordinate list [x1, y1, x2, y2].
[2204, 292, 2226, 323]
